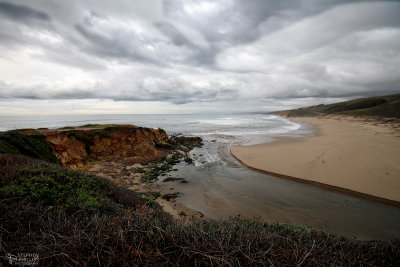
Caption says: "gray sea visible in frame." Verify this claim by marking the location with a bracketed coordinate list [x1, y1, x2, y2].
[1, 113, 400, 240]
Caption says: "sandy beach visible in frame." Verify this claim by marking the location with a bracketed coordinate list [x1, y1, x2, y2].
[231, 116, 400, 204]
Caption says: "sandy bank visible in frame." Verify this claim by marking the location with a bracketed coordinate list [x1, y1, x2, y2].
[231, 116, 400, 204]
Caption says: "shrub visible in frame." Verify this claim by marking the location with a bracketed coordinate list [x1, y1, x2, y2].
[1, 154, 399, 266]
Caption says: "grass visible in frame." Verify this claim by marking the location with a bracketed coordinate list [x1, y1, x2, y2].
[0, 155, 116, 212]
[0, 131, 60, 164]
[1, 172, 109, 210]
[279, 93, 400, 118]
[275, 223, 313, 236]
[0, 154, 399, 265]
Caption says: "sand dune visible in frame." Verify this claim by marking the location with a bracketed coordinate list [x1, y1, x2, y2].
[231, 116, 400, 204]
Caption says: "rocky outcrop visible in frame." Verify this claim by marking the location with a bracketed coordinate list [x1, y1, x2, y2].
[0, 125, 203, 171]
[170, 135, 203, 153]
[43, 126, 171, 170]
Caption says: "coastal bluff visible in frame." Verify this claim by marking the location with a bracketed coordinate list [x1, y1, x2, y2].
[43, 125, 170, 170]
[0, 124, 204, 221]
[0, 124, 200, 171]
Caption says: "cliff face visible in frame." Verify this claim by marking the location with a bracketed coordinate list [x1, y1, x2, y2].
[43, 126, 171, 170]
[0, 124, 202, 172]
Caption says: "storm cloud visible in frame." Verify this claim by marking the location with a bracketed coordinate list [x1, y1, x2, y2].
[0, 0, 399, 113]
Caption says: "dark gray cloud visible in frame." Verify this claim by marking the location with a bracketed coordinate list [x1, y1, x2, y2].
[0, 0, 399, 113]
[155, 22, 192, 47]
[0, 1, 52, 47]
[0, 2, 49, 22]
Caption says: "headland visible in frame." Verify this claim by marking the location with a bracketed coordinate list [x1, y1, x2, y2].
[232, 94, 400, 205]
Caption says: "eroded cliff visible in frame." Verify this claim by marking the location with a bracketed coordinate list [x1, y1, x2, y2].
[43, 125, 171, 170]
[0, 125, 176, 170]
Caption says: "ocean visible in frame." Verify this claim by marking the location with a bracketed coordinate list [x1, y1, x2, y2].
[1, 113, 400, 240]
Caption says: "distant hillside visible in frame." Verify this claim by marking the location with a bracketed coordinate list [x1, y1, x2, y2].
[276, 93, 400, 118]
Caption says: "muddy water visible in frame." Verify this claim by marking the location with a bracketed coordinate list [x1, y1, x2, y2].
[163, 138, 400, 241]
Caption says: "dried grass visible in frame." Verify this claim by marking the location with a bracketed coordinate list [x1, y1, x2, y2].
[1, 154, 399, 266]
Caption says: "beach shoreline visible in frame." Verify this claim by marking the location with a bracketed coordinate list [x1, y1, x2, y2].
[231, 116, 400, 206]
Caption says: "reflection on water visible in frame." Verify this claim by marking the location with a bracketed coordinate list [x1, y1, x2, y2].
[166, 139, 400, 241]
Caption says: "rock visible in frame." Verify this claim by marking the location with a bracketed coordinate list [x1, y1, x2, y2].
[2, 125, 203, 178]
[176, 150, 186, 156]
[44, 125, 171, 170]
[184, 157, 193, 164]
[180, 145, 190, 152]
[171, 136, 203, 149]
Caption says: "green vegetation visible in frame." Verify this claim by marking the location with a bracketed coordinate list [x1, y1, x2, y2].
[148, 191, 161, 199]
[280, 93, 400, 118]
[141, 154, 182, 183]
[0, 131, 59, 163]
[0, 154, 399, 265]
[0, 156, 114, 211]
[66, 130, 96, 148]
[161, 192, 181, 201]
[275, 223, 313, 236]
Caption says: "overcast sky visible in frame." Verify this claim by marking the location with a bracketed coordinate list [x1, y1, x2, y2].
[0, 0, 399, 114]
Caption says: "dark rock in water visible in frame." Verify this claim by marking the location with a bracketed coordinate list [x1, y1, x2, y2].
[184, 157, 193, 164]
[163, 177, 188, 183]
[148, 191, 161, 199]
[180, 145, 190, 152]
[171, 136, 203, 149]
[162, 192, 180, 201]
[163, 177, 182, 182]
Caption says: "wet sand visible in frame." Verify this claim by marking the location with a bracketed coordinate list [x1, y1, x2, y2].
[231, 116, 400, 204]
